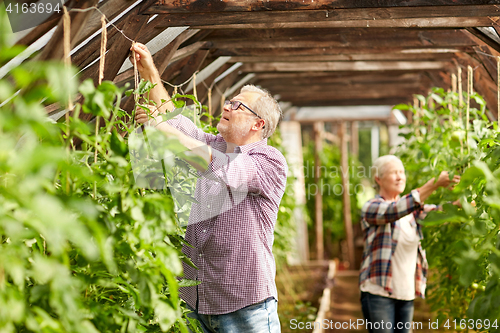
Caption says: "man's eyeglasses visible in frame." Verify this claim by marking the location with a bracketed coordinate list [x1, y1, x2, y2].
[224, 100, 263, 120]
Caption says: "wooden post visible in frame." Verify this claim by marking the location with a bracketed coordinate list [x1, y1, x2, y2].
[450, 73, 457, 116]
[350, 121, 359, 158]
[497, 57, 500, 127]
[340, 121, 355, 268]
[458, 66, 463, 122]
[467, 65, 472, 155]
[313, 122, 324, 261]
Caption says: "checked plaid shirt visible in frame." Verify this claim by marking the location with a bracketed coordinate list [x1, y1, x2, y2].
[166, 114, 288, 315]
[359, 189, 435, 299]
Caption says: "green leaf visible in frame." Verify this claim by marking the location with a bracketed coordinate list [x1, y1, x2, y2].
[154, 300, 179, 331]
[422, 204, 468, 226]
[392, 104, 410, 111]
[178, 279, 201, 288]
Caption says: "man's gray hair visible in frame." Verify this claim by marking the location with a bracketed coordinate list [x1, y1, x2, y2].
[372, 155, 404, 191]
[240, 84, 282, 139]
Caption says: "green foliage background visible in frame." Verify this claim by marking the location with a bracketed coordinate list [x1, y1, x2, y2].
[394, 87, 500, 331]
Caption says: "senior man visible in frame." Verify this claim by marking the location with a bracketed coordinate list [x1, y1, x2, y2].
[131, 43, 286, 333]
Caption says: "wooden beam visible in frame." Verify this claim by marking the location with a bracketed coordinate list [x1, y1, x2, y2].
[207, 70, 240, 118]
[161, 55, 192, 83]
[196, 64, 233, 104]
[119, 30, 195, 114]
[229, 53, 455, 63]
[170, 41, 211, 63]
[172, 49, 210, 86]
[212, 46, 474, 57]
[151, 6, 500, 28]
[339, 121, 355, 268]
[278, 87, 424, 101]
[240, 61, 449, 72]
[145, 1, 500, 13]
[206, 29, 477, 50]
[455, 52, 499, 119]
[255, 70, 430, 81]
[264, 82, 422, 92]
[465, 28, 500, 54]
[79, 8, 149, 86]
[73, 14, 170, 74]
[155, 30, 195, 76]
[256, 72, 424, 87]
[474, 45, 500, 84]
[289, 97, 410, 107]
[113, 40, 209, 87]
[73, 0, 138, 47]
[38, 0, 100, 61]
[189, 17, 499, 29]
[73, 21, 123, 69]
[15, 17, 59, 46]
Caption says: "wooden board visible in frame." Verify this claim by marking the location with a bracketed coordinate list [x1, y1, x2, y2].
[145, 0, 500, 13]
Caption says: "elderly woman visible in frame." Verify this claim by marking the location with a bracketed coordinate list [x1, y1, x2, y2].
[359, 155, 460, 333]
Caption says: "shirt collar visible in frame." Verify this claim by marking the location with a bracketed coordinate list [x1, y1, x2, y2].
[235, 138, 268, 154]
[375, 193, 401, 202]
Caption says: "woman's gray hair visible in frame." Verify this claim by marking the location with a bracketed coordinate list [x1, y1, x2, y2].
[240, 85, 282, 139]
[372, 155, 404, 191]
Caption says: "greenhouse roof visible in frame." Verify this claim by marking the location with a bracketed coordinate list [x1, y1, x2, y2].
[7, 0, 500, 121]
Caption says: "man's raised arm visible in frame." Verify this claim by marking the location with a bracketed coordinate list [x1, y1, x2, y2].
[130, 43, 175, 114]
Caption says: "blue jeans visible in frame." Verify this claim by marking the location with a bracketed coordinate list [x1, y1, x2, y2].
[186, 297, 281, 333]
[360, 292, 414, 333]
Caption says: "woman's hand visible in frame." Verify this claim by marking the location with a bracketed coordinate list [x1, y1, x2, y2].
[417, 171, 461, 202]
[435, 171, 461, 188]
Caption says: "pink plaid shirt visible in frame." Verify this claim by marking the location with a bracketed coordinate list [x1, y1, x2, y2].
[166, 115, 288, 315]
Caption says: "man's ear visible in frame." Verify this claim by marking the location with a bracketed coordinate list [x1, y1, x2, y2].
[374, 176, 381, 186]
[252, 119, 265, 131]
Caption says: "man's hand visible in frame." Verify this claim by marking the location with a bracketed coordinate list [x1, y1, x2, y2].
[135, 105, 159, 125]
[130, 43, 157, 80]
[129, 42, 174, 114]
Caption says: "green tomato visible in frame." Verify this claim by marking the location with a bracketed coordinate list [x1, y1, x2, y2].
[471, 282, 479, 289]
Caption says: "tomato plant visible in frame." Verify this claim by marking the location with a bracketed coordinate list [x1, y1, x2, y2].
[394, 87, 500, 331]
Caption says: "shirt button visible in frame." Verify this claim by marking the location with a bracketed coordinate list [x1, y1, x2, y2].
[203, 229, 206, 233]
[199, 253, 203, 257]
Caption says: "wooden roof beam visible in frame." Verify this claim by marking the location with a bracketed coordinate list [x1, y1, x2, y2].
[284, 97, 411, 108]
[212, 46, 474, 57]
[144, 0, 500, 13]
[148, 4, 500, 29]
[38, 0, 100, 61]
[239, 61, 449, 72]
[205, 28, 477, 50]
[260, 82, 423, 93]
[187, 17, 499, 30]
[255, 73, 424, 87]
[228, 53, 455, 63]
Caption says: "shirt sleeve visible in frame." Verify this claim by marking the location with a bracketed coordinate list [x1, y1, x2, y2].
[362, 189, 422, 225]
[200, 148, 288, 201]
[161, 113, 216, 144]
